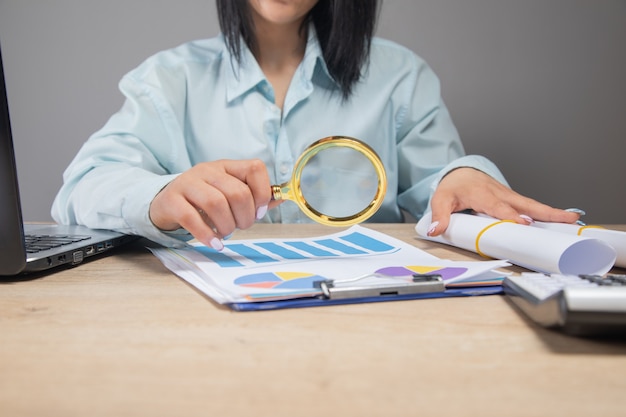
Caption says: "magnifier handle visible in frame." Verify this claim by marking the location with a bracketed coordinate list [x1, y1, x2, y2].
[271, 185, 282, 201]
[271, 184, 292, 201]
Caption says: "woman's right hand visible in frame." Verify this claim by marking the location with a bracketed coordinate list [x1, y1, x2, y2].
[149, 159, 278, 250]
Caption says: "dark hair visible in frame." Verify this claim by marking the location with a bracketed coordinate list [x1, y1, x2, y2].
[216, 0, 380, 99]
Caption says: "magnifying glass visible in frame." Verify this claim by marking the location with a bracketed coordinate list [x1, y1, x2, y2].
[271, 136, 387, 226]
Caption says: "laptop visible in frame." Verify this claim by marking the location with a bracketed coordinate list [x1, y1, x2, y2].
[0, 42, 135, 276]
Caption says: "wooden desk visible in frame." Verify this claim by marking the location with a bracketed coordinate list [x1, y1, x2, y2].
[1, 224, 625, 417]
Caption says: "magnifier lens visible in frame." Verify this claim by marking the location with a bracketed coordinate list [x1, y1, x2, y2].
[300, 146, 379, 219]
[272, 136, 387, 226]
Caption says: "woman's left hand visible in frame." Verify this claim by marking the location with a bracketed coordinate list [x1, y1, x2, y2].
[426, 167, 580, 236]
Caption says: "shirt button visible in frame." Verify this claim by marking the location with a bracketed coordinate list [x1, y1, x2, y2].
[280, 164, 290, 175]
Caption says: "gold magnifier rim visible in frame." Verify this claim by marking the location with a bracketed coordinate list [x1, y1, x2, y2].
[272, 136, 387, 226]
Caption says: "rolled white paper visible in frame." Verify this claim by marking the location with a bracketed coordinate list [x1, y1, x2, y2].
[415, 213, 616, 275]
[531, 222, 626, 268]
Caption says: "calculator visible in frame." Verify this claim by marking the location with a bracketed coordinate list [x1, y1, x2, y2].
[502, 273, 626, 336]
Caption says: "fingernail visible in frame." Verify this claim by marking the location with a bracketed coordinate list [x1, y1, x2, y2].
[256, 205, 268, 220]
[565, 208, 586, 216]
[427, 221, 439, 236]
[223, 233, 233, 240]
[210, 237, 224, 251]
[519, 214, 534, 224]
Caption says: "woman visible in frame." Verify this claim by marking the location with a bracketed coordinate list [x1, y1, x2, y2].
[52, 0, 578, 249]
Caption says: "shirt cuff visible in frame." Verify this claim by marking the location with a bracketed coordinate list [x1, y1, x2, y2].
[120, 173, 192, 248]
[428, 154, 510, 196]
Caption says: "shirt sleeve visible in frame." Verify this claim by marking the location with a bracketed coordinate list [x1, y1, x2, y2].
[51, 70, 193, 248]
[394, 55, 509, 220]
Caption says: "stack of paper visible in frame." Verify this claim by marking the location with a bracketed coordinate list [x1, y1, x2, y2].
[151, 225, 509, 307]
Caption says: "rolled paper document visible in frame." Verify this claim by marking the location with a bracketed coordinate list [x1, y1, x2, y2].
[415, 213, 616, 275]
[530, 222, 626, 268]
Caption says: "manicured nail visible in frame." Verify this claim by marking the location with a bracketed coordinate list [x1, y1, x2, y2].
[565, 208, 586, 216]
[223, 233, 233, 240]
[519, 214, 534, 224]
[427, 221, 439, 236]
[256, 205, 268, 220]
[210, 237, 224, 251]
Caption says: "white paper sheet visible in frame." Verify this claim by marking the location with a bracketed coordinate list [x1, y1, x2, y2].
[530, 222, 626, 268]
[151, 225, 510, 304]
[415, 213, 616, 275]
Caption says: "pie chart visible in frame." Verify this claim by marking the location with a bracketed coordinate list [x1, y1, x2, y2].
[234, 271, 325, 290]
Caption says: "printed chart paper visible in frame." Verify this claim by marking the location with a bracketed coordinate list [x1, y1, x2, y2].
[151, 225, 509, 304]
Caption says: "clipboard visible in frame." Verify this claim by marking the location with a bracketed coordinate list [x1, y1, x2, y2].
[228, 286, 503, 311]
[227, 274, 503, 311]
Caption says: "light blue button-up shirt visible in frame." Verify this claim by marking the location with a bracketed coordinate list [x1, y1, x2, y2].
[51, 29, 507, 247]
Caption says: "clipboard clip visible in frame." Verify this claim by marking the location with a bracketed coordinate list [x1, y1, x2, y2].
[314, 273, 446, 300]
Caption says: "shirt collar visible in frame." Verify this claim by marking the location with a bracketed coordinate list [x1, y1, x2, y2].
[224, 25, 337, 104]
[301, 25, 334, 86]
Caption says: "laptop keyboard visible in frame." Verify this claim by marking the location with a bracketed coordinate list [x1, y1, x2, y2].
[25, 234, 91, 253]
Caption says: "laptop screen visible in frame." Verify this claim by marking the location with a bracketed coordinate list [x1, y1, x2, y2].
[0, 42, 28, 275]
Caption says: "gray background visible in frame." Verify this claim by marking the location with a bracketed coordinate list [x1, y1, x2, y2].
[1, 0, 624, 224]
